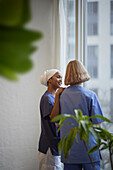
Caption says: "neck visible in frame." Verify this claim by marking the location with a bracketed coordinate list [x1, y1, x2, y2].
[47, 86, 56, 95]
[74, 83, 83, 86]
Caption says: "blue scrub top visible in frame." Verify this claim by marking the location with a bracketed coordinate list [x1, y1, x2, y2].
[60, 86, 104, 163]
[38, 91, 60, 156]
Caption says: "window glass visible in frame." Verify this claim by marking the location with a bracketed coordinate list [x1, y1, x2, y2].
[111, 45, 113, 77]
[87, 2, 98, 35]
[110, 89, 113, 114]
[63, 0, 75, 65]
[86, 1, 113, 169]
[87, 45, 98, 78]
[111, 0, 113, 35]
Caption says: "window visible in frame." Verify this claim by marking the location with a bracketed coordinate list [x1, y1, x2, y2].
[86, 1, 113, 168]
[87, 45, 98, 78]
[110, 89, 113, 113]
[110, 0, 113, 35]
[68, 43, 75, 61]
[87, 2, 98, 35]
[63, 0, 75, 65]
[60, 0, 113, 169]
[68, 0, 75, 18]
[111, 45, 113, 78]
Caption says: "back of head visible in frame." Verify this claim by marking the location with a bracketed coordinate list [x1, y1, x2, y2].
[64, 60, 90, 85]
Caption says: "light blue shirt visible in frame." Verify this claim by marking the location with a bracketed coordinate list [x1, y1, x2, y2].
[60, 86, 104, 163]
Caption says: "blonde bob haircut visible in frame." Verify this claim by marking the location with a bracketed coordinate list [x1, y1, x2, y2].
[64, 60, 90, 85]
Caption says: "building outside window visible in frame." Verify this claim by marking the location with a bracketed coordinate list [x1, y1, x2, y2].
[86, 1, 113, 169]
[87, 45, 98, 78]
[87, 1, 98, 35]
[111, 45, 113, 78]
[110, 0, 113, 35]
[110, 89, 113, 113]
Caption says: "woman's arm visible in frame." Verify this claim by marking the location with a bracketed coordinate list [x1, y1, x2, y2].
[49, 87, 64, 119]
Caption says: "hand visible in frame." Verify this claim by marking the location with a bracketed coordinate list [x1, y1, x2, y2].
[56, 87, 65, 96]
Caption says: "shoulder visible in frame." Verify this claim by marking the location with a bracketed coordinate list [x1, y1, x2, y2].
[81, 88, 98, 103]
[41, 91, 55, 104]
[61, 86, 96, 96]
[82, 88, 96, 97]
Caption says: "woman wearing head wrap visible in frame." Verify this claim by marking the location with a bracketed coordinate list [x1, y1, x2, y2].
[38, 69, 64, 170]
[59, 60, 104, 170]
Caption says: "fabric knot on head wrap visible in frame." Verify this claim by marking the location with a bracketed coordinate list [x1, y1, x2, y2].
[40, 69, 60, 86]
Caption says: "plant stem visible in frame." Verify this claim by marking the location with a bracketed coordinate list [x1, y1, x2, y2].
[83, 140, 96, 170]
[109, 145, 113, 170]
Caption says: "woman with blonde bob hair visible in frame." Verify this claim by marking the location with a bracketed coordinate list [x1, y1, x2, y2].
[59, 60, 104, 170]
[64, 59, 90, 85]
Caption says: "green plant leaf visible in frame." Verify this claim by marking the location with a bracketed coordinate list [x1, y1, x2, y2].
[73, 127, 79, 142]
[63, 137, 69, 158]
[56, 109, 113, 164]
[58, 135, 66, 155]
[74, 109, 83, 121]
[0, 0, 43, 81]
[80, 120, 88, 134]
[0, 43, 35, 72]
[89, 127, 99, 142]
[89, 115, 112, 123]
[88, 144, 100, 154]
[100, 144, 108, 151]
[79, 122, 87, 141]
[57, 123, 74, 132]
[0, 0, 31, 26]
[0, 27, 43, 42]
[66, 128, 76, 152]
[0, 64, 18, 81]
[52, 114, 71, 122]
[97, 128, 112, 139]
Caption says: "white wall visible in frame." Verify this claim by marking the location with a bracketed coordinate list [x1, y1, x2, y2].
[0, 0, 55, 170]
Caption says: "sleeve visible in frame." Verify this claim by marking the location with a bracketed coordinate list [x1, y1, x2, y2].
[90, 94, 104, 124]
[40, 96, 53, 119]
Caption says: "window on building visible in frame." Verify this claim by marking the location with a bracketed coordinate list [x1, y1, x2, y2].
[110, 89, 113, 113]
[110, 0, 113, 35]
[87, 45, 98, 78]
[111, 45, 113, 78]
[87, 1, 98, 35]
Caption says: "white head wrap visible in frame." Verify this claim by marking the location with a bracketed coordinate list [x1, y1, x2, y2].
[40, 69, 60, 86]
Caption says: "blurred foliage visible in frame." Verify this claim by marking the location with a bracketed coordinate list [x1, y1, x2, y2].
[88, 127, 113, 169]
[0, 0, 43, 81]
[52, 109, 112, 169]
